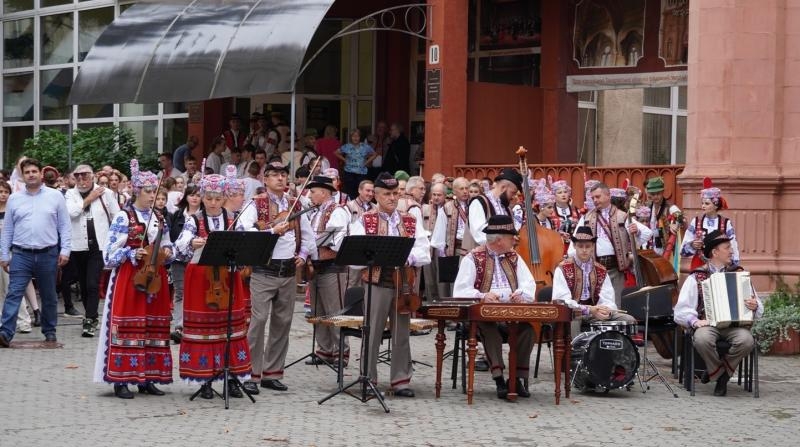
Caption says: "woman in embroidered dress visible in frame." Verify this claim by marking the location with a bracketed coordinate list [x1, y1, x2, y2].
[94, 160, 174, 399]
[222, 166, 253, 323]
[680, 177, 739, 269]
[174, 173, 250, 399]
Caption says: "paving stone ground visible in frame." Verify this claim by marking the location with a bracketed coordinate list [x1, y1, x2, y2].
[1, 297, 799, 447]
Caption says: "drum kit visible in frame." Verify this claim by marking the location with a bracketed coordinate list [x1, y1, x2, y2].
[569, 285, 679, 397]
[570, 321, 640, 393]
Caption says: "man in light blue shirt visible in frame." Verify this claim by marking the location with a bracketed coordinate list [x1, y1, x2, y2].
[0, 158, 71, 346]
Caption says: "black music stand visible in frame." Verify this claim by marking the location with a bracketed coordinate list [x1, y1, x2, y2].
[623, 284, 679, 398]
[317, 235, 414, 413]
[191, 231, 279, 409]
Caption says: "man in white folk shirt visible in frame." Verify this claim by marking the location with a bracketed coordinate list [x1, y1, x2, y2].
[431, 177, 470, 298]
[237, 161, 316, 395]
[421, 182, 446, 302]
[674, 230, 762, 396]
[304, 175, 350, 366]
[452, 215, 536, 400]
[553, 226, 637, 331]
[345, 179, 374, 289]
[467, 168, 523, 245]
[349, 172, 430, 397]
[569, 183, 652, 307]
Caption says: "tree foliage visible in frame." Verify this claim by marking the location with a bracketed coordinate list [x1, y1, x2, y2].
[22, 127, 159, 176]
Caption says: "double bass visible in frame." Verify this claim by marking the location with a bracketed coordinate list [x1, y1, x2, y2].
[514, 147, 565, 287]
[622, 190, 680, 359]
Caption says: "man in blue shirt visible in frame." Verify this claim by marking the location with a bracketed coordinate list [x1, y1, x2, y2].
[0, 158, 71, 346]
[172, 136, 198, 173]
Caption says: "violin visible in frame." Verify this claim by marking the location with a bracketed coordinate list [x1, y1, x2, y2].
[395, 267, 421, 315]
[133, 222, 170, 294]
[205, 266, 230, 310]
[255, 205, 319, 231]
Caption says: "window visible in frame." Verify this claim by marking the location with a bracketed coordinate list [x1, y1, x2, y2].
[642, 86, 687, 164]
[1, 2, 189, 168]
[467, 0, 541, 86]
[577, 91, 597, 165]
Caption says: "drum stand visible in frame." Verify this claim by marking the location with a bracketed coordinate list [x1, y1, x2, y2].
[637, 288, 678, 398]
[284, 276, 337, 373]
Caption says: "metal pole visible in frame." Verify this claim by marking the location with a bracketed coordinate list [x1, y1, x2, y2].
[290, 90, 296, 180]
[68, 106, 74, 169]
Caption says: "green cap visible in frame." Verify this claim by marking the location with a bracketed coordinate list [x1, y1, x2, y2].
[646, 176, 665, 193]
[394, 170, 410, 181]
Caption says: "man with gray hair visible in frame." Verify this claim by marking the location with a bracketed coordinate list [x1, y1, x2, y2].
[431, 177, 470, 298]
[64, 164, 120, 337]
[421, 182, 446, 301]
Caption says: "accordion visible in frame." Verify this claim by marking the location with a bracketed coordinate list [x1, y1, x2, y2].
[700, 271, 755, 328]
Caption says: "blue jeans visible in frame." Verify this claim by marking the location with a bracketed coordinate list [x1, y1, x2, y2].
[0, 247, 59, 340]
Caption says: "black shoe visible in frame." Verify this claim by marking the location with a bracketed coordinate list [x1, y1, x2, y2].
[32, 309, 41, 327]
[714, 372, 730, 397]
[475, 358, 490, 372]
[393, 388, 415, 398]
[63, 307, 82, 317]
[114, 385, 134, 399]
[0, 333, 10, 348]
[137, 383, 165, 396]
[260, 379, 288, 391]
[242, 382, 260, 395]
[170, 329, 182, 344]
[44, 334, 57, 343]
[494, 377, 508, 400]
[510, 378, 530, 398]
[700, 371, 710, 384]
[199, 384, 215, 399]
[305, 356, 326, 366]
[228, 382, 243, 398]
[81, 319, 96, 338]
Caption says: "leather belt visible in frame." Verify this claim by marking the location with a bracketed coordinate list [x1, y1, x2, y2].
[11, 245, 57, 254]
[256, 258, 297, 277]
[596, 255, 618, 270]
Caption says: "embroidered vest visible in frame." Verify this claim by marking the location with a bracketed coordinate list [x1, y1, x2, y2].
[559, 258, 608, 306]
[693, 214, 728, 239]
[193, 209, 234, 238]
[443, 200, 467, 257]
[422, 203, 440, 235]
[346, 199, 372, 223]
[360, 211, 416, 286]
[254, 195, 302, 255]
[124, 208, 163, 249]
[314, 202, 340, 261]
[584, 205, 631, 271]
[470, 246, 519, 293]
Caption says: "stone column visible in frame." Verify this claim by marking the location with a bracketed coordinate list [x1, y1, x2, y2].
[679, 0, 799, 289]
[422, 0, 468, 177]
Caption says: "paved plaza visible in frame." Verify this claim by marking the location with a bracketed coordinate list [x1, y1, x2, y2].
[1, 297, 799, 447]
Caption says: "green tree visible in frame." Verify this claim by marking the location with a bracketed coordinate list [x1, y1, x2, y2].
[22, 126, 158, 176]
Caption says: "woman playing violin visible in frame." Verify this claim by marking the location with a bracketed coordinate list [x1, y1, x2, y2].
[174, 172, 251, 400]
[94, 160, 175, 400]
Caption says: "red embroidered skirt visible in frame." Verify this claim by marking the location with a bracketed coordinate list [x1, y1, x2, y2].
[103, 262, 173, 384]
[178, 264, 251, 381]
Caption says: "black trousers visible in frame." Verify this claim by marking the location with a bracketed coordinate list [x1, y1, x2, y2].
[70, 249, 105, 319]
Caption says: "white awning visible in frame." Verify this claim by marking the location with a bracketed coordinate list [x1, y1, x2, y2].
[68, 0, 335, 104]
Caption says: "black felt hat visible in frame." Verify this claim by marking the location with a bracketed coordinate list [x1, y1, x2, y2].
[494, 168, 523, 191]
[374, 172, 400, 190]
[570, 226, 597, 243]
[482, 215, 517, 235]
[702, 230, 731, 259]
[307, 175, 336, 192]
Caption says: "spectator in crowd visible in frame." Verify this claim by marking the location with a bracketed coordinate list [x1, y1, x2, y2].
[316, 125, 341, 171]
[158, 152, 183, 179]
[242, 162, 263, 203]
[383, 123, 411, 175]
[335, 129, 376, 199]
[222, 114, 246, 160]
[206, 136, 226, 174]
[173, 136, 198, 172]
[0, 158, 71, 347]
[65, 164, 121, 337]
[222, 147, 248, 178]
[181, 155, 200, 185]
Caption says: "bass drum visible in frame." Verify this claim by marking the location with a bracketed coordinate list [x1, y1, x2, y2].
[570, 331, 640, 392]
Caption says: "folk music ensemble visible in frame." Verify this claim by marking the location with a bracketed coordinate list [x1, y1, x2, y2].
[0, 154, 762, 402]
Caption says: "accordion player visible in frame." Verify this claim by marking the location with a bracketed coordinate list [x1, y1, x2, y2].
[674, 230, 763, 396]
